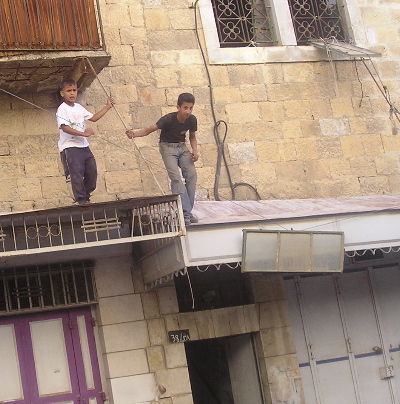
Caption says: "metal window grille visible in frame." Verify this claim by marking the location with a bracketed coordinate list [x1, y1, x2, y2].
[288, 0, 347, 45]
[211, 0, 275, 47]
[0, 261, 96, 315]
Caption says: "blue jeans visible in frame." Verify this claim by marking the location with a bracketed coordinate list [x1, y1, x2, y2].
[159, 142, 197, 218]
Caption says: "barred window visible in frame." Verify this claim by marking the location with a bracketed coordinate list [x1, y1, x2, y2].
[211, 0, 275, 47]
[288, 0, 347, 45]
[0, 261, 97, 315]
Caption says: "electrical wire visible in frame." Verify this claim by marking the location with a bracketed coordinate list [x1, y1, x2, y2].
[192, 0, 261, 201]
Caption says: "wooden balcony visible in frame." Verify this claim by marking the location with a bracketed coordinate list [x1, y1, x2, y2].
[0, 0, 110, 93]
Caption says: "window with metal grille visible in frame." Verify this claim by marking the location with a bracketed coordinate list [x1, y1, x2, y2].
[288, 0, 347, 45]
[210, 0, 275, 47]
[0, 260, 96, 315]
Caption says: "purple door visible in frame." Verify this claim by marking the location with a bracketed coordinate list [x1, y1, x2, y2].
[0, 307, 104, 404]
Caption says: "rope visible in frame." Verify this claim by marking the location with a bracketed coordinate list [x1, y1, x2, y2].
[80, 57, 165, 194]
[0, 81, 166, 195]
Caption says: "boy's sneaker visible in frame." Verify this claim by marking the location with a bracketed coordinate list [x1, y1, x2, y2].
[189, 214, 199, 223]
[184, 217, 191, 226]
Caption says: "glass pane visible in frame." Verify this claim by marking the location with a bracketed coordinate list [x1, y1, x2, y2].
[30, 319, 72, 396]
[243, 231, 278, 272]
[77, 315, 95, 389]
[279, 233, 311, 272]
[0, 324, 23, 402]
[312, 232, 343, 272]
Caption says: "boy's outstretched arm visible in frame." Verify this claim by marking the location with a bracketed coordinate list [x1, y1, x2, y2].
[126, 124, 158, 139]
[89, 97, 115, 122]
[60, 124, 94, 137]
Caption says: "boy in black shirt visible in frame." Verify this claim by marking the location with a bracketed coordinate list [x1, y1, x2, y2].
[126, 93, 198, 225]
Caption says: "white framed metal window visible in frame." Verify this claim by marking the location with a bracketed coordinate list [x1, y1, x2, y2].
[198, 0, 365, 64]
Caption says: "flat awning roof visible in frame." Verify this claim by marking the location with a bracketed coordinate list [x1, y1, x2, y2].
[181, 195, 400, 267]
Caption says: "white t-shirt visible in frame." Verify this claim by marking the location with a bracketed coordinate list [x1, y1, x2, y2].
[56, 102, 94, 151]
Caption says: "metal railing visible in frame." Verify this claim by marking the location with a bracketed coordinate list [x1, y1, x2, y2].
[0, 261, 96, 314]
[0, 195, 184, 259]
[0, 0, 102, 50]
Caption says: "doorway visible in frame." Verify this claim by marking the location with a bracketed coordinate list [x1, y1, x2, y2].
[0, 307, 104, 404]
[185, 333, 264, 404]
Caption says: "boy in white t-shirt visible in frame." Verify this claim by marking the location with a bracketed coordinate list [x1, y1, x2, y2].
[57, 79, 114, 204]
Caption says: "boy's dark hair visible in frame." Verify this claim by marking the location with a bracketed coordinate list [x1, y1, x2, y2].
[177, 93, 195, 106]
[60, 78, 77, 91]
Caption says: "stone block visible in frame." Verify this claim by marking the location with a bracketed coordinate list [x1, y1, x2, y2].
[181, 66, 207, 87]
[228, 65, 263, 86]
[147, 345, 166, 372]
[260, 326, 297, 358]
[41, 176, 70, 199]
[375, 154, 399, 174]
[169, 9, 195, 30]
[245, 121, 283, 142]
[0, 110, 25, 136]
[156, 367, 192, 397]
[349, 156, 377, 176]
[228, 306, 247, 335]
[164, 314, 180, 333]
[243, 304, 260, 333]
[255, 141, 280, 163]
[101, 4, 131, 27]
[362, 134, 385, 155]
[172, 394, 194, 404]
[228, 142, 257, 164]
[98, 294, 144, 325]
[144, 9, 170, 30]
[158, 286, 179, 315]
[24, 155, 60, 177]
[104, 170, 143, 194]
[225, 102, 261, 124]
[340, 135, 364, 157]
[178, 49, 204, 65]
[106, 349, 149, 377]
[165, 343, 187, 369]
[102, 321, 149, 352]
[250, 274, 286, 303]
[151, 51, 180, 67]
[279, 140, 297, 161]
[240, 162, 277, 185]
[17, 177, 43, 200]
[259, 101, 286, 121]
[212, 87, 242, 104]
[275, 161, 307, 181]
[148, 318, 168, 346]
[261, 63, 284, 84]
[282, 63, 314, 83]
[154, 67, 180, 87]
[327, 158, 352, 177]
[310, 99, 333, 119]
[282, 120, 303, 139]
[240, 84, 268, 102]
[211, 308, 231, 338]
[313, 178, 361, 197]
[304, 160, 330, 180]
[317, 137, 343, 159]
[319, 118, 351, 136]
[259, 300, 293, 330]
[107, 45, 135, 66]
[194, 310, 215, 340]
[176, 312, 199, 340]
[264, 354, 301, 385]
[110, 374, 157, 404]
[94, 256, 135, 297]
[142, 292, 161, 319]
[330, 98, 355, 118]
[295, 138, 319, 160]
[359, 176, 390, 194]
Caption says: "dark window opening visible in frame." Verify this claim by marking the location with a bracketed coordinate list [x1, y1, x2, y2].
[174, 263, 253, 312]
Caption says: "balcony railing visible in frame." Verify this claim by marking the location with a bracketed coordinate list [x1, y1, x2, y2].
[0, 195, 185, 262]
[0, 0, 102, 50]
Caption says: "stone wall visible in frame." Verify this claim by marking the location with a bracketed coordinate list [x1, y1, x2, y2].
[0, 0, 399, 212]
